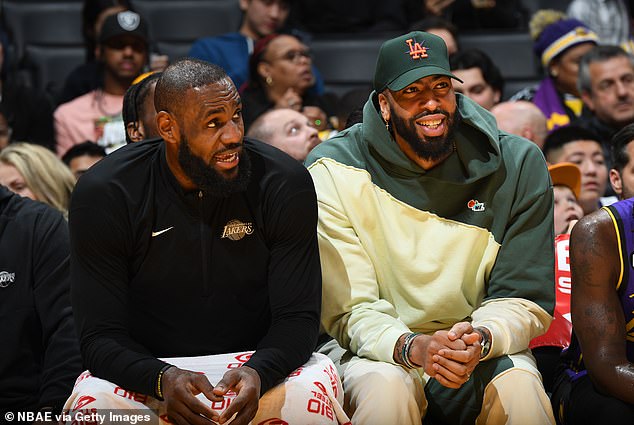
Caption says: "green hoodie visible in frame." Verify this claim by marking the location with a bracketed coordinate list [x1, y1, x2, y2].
[305, 93, 555, 365]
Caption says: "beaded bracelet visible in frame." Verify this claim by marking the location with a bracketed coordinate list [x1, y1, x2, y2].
[401, 332, 422, 369]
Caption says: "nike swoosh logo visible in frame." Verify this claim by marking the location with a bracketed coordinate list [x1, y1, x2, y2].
[151, 226, 174, 237]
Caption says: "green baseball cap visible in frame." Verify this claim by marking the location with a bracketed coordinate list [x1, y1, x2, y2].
[373, 31, 462, 93]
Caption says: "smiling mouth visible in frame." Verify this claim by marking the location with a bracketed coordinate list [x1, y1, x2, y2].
[417, 119, 443, 129]
[214, 152, 238, 163]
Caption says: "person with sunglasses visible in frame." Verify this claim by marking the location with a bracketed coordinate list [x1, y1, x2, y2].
[54, 11, 149, 157]
[240, 33, 336, 133]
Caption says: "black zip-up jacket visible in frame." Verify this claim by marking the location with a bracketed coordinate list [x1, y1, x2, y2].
[0, 186, 82, 413]
[69, 138, 321, 397]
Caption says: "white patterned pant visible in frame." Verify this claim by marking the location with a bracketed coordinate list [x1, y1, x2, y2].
[62, 351, 351, 425]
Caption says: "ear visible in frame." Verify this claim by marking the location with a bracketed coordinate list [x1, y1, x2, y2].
[126, 121, 145, 143]
[156, 111, 179, 145]
[493, 89, 501, 105]
[521, 127, 534, 142]
[609, 168, 623, 197]
[377, 92, 390, 123]
[239, 0, 249, 12]
[257, 61, 271, 80]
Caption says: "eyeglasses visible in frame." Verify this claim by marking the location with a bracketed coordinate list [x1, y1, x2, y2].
[271, 49, 312, 64]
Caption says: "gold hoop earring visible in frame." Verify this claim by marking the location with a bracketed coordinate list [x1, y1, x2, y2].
[266, 76, 273, 86]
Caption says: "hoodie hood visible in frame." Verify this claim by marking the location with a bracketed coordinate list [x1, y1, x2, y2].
[363, 91, 502, 184]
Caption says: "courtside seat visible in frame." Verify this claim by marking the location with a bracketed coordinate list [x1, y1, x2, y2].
[459, 31, 544, 100]
[2, 1, 83, 63]
[310, 33, 396, 96]
[133, 0, 242, 44]
[23, 45, 85, 103]
[155, 42, 192, 63]
[459, 31, 541, 80]
[503, 78, 541, 100]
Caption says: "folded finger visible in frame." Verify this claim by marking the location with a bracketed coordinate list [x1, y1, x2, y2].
[432, 372, 463, 389]
[219, 392, 249, 423]
[178, 392, 217, 423]
[214, 372, 240, 396]
[433, 355, 469, 378]
[437, 348, 473, 363]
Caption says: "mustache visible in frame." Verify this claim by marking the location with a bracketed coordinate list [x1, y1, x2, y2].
[213, 143, 242, 155]
[413, 109, 451, 120]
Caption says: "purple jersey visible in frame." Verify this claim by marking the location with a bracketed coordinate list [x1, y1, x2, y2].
[562, 198, 634, 377]
[604, 198, 634, 362]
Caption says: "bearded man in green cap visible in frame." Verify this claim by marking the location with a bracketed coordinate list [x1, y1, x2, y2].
[305, 31, 556, 425]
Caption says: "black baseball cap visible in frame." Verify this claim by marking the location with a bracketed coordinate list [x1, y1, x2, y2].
[99, 11, 148, 45]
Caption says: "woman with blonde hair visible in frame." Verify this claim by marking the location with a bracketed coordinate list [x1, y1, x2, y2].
[0, 143, 75, 216]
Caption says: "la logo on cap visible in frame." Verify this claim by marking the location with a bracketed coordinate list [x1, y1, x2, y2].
[406, 38, 428, 60]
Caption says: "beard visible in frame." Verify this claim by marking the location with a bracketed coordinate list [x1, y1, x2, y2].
[177, 136, 252, 198]
[389, 104, 461, 162]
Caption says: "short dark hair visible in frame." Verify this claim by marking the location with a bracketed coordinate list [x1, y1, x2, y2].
[154, 58, 230, 115]
[449, 48, 504, 94]
[543, 125, 602, 157]
[611, 123, 634, 172]
[578, 45, 634, 94]
[61, 141, 106, 165]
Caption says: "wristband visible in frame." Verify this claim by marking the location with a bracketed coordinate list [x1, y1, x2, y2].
[474, 327, 492, 359]
[155, 364, 174, 400]
[401, 332, 422, 369]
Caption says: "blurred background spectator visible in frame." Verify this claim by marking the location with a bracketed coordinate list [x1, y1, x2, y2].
[55, 10, 149, 156]
[491, 100, 548, 148]
[409, 16, 460, 55]
[450, 48, 504, 110]
[566, 0, 633, 49]
[543, 125, 613, 215]
[122, 71, 161, 143]
[247, 107, 321, 161]
[0, 31, 55, 151]
[511, 10, 599, 131]
[190, 0, 299, 91]
[0, 142, 75, 217]
[529, 161, 583, 394]
[240, 33, 335, 132]
[61, 141, 106, 180]
[0, 0, 570, 150]
[59, 0, 132, 105]
[575, 45, 634, 150]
